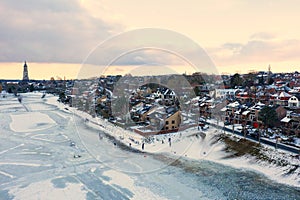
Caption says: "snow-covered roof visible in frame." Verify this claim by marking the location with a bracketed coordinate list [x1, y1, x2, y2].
[281, 117, 291, 123]
[289, 89, 300, 93]
[242, 110, 250, 115]
[227, 101, 240, 108]
[234, 110, 240, 114]
[266, 85, 278, 89]
[220, 107, 227, 112]
[184, 101, 190, 105]
[206, 98, 214, 103]
[279, 92, 292, 98]
[256, 102, 265, 106]
[191, 96, 200, 101]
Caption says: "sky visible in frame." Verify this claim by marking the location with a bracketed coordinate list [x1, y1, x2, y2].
[0, 0, 300, 79]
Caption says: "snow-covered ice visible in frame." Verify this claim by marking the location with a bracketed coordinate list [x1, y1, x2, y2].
[10, 112, 56, 133]
[9, 179, 87, 200]
[0, 92, 299, 200]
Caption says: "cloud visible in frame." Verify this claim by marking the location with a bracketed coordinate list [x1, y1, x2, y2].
[80, 28, 217, 76]
[250, 32, 275, 40]
[0, 1, 217, 75]
[221, 43, 243, 54]
[0, 0, 123, 63]
[209, 33, 300, 66]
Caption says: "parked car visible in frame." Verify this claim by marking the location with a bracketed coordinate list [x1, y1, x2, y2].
[235, 125, 243, 132]
[108, 116, 117, 123]
[247, 128, 257, 134]
[248, 129, 259, 139]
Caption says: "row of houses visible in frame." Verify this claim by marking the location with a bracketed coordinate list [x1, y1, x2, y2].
[215, 88, 300, 109]
[63, 71, 300, 138]
[0, 79, 73, 95]
[129, 86, 181, 134]
[66, 76, 184, 135]
[197, 96, 299, 137]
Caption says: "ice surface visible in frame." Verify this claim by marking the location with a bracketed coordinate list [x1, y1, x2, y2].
[0, 93, 299, 200]
[9, 179, 87, 200]
[10, 112, 56, 133]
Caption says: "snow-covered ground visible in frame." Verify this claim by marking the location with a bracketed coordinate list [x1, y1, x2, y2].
[0, 92, 299, 200]
[46, 94, 300, 188]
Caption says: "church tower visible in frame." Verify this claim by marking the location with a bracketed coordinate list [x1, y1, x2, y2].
[23, 61, 29, 81]
[267, 64, 271, 84]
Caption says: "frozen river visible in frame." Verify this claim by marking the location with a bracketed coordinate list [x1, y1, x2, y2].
[0, 93, 299, 199]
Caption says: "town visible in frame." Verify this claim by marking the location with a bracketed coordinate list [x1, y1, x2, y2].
[1, 62, 300, 150]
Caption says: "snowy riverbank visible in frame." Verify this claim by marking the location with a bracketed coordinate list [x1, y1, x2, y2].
[45, 94, 300, 188]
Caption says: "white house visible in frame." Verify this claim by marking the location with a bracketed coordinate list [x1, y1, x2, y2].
[215, 89, 240, 99]
[156, 89, 176, 100]
[288, 95, 300, 108]
[163, 89, 176, 100]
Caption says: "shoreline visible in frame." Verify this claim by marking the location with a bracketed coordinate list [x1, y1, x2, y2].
[43, 93, 300, 188]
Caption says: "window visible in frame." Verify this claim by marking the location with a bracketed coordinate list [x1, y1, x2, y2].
[172, 120, 175, 124]
[166, 121, 169, 125]
[165, 127, 169, 130]
[172, 126, 175, 129]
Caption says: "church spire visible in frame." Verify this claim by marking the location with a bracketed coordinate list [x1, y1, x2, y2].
[267, 64, 271, 84]
[23, 61, 29, 81]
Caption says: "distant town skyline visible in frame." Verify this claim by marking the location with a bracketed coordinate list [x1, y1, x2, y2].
[0, 61, 299, 80]
[1, 0, 300, 79]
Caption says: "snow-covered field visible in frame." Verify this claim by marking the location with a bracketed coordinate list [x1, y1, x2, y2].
[0, 92, 299, 200]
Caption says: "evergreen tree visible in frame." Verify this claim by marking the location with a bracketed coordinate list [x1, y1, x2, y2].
[29, 84, 35, 92]
[258, 106, 278, 136]
[230, 73, 244, 88]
